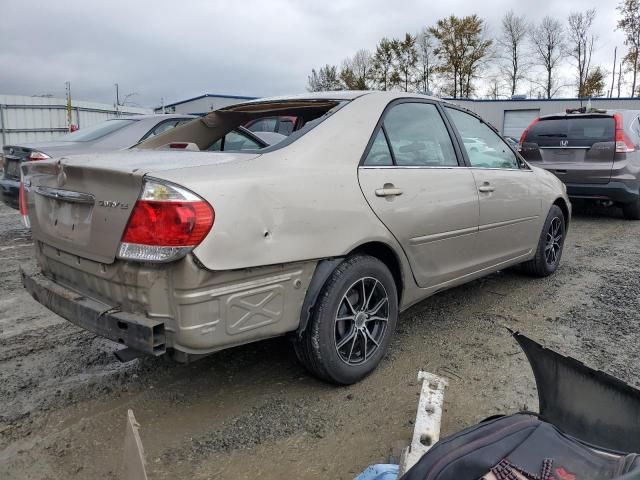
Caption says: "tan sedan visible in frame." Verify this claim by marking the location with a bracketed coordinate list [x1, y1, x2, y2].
[20, 91, 570, 384]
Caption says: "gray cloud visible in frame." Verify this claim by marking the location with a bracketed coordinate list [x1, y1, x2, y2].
[0, 0, 627, 108]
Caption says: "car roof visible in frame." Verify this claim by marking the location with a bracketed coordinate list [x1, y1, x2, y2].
[230, 90, 443, 105]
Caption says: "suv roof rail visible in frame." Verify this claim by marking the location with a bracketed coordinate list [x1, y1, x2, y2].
[565, 106, 608, 115]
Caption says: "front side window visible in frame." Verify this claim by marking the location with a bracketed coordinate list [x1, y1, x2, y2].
[381, 103, 458, 167]
[446, 107, 519, 169]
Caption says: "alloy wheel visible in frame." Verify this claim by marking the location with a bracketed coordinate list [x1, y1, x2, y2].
[334, 277, 389, 366]
[545, 217, 563, 267]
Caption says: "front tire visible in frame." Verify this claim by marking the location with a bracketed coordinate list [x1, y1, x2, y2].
[522, 205, 566, 277]
[294, 255, 398, 385]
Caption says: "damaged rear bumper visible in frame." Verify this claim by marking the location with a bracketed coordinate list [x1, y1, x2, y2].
[21, 264, 166, 356]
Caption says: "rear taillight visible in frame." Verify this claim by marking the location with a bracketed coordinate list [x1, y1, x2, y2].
[614, 113, 635, 154]
[519, 118, 539, 149]
[27, 151, 51, 161]
[117, 179, 214, 262]
[19, 177, 30, 228]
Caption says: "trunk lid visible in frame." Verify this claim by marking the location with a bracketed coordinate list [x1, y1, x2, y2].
[23, 150, 259, 264]
[520, 115, 616, 184]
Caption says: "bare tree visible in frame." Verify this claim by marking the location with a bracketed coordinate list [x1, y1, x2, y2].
[307, 65, 342, 92]
[416, 28, 437, 94]
[340, 49, 373, 90]
[567, 9, 597, 97]
[392, 33, 419, 92]
[530, 16, 567, 99]
[618, 0, 640, 96]
[485, 75, 507, 99]
[498, 11, 529, 97]
[371, 38, 395, 90]
[429, 15, 492, 98]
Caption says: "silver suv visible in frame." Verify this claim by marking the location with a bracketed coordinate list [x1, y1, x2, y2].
[520, 109, 640, 219]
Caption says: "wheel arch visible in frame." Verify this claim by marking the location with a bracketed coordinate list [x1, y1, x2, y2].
[295, 241, 405, 336]
[553, 197, 570, 230]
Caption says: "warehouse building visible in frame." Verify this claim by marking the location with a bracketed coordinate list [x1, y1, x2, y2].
[155, 93, 257, 115]
[452, 97, 640, 139]
[0, 94, 151, 149]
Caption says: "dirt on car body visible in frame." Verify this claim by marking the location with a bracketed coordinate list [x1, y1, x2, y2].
[1, 202, 639, 480]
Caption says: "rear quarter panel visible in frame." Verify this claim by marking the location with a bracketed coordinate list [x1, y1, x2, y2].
[148, 93, 417, 287]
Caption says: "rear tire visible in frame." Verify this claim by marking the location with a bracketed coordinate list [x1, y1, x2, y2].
[521, 205, 565, 277]
[622, 196, 640, 220]
[294, 255, 398, 385]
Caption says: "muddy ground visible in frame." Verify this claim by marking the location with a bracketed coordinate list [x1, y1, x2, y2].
[1, 200, 639, 480]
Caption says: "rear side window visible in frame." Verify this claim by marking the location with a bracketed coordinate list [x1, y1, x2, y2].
[364, 130, 393, 166]
[525, 117, 615, 147]
[379, 103, 458, 167]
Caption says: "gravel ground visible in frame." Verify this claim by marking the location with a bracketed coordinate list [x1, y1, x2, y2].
[0, 201, 639, 479]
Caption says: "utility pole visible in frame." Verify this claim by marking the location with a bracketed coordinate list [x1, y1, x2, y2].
[65, 81, 72, 131]
[114, 83, 120, 113]
[610, 47, 617, 98]
[161, 97, 165, 114]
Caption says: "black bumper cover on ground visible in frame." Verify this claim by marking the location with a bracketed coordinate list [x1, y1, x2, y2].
[566, 181, 639, 204]
[21, 264, 166, 356]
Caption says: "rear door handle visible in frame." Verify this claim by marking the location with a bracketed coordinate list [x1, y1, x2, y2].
[375, 187, 403, 197]
[478, 184, 495, 193]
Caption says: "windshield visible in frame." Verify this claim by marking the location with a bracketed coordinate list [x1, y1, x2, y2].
[525, 117, 615, 147]
[57, 119, 137, 142]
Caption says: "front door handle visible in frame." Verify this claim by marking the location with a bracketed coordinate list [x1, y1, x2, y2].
[375, 186, 403, 197]
[478, 183, 495, 193]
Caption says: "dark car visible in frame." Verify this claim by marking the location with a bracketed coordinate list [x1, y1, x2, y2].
[519, 109, 640, 219]
[1, 114, 194, 209]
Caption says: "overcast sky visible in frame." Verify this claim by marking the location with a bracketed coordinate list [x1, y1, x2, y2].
[0, 0, 626, 108]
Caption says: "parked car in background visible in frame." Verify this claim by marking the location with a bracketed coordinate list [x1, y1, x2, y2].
[519, 109, 640, 219]
[20, 91, 570, 385]
[1, 114, 195, 208]
[504, 136, 519, 147]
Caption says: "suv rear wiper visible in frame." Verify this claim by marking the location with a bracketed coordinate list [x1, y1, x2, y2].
[537, 134, 567, 138]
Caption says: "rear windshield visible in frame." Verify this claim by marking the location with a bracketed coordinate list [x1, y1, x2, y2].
[57, 119, 136, 142]
[525, 117, 615, 147]
[136, 100, 344, 153]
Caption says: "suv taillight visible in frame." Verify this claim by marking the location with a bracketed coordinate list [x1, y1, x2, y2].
[519, 118, 539, 149]
[614, 113, 635, 154]
[19, 177, 30, 228]
[117, 179, 214, 263]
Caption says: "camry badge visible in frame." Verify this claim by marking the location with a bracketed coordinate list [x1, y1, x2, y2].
[98, 200, 129, 209]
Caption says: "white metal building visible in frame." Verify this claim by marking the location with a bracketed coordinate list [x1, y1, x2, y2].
[155, 93, 258, 115]
[0, 94, 151, 150]
[452, 97, 640, 139]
